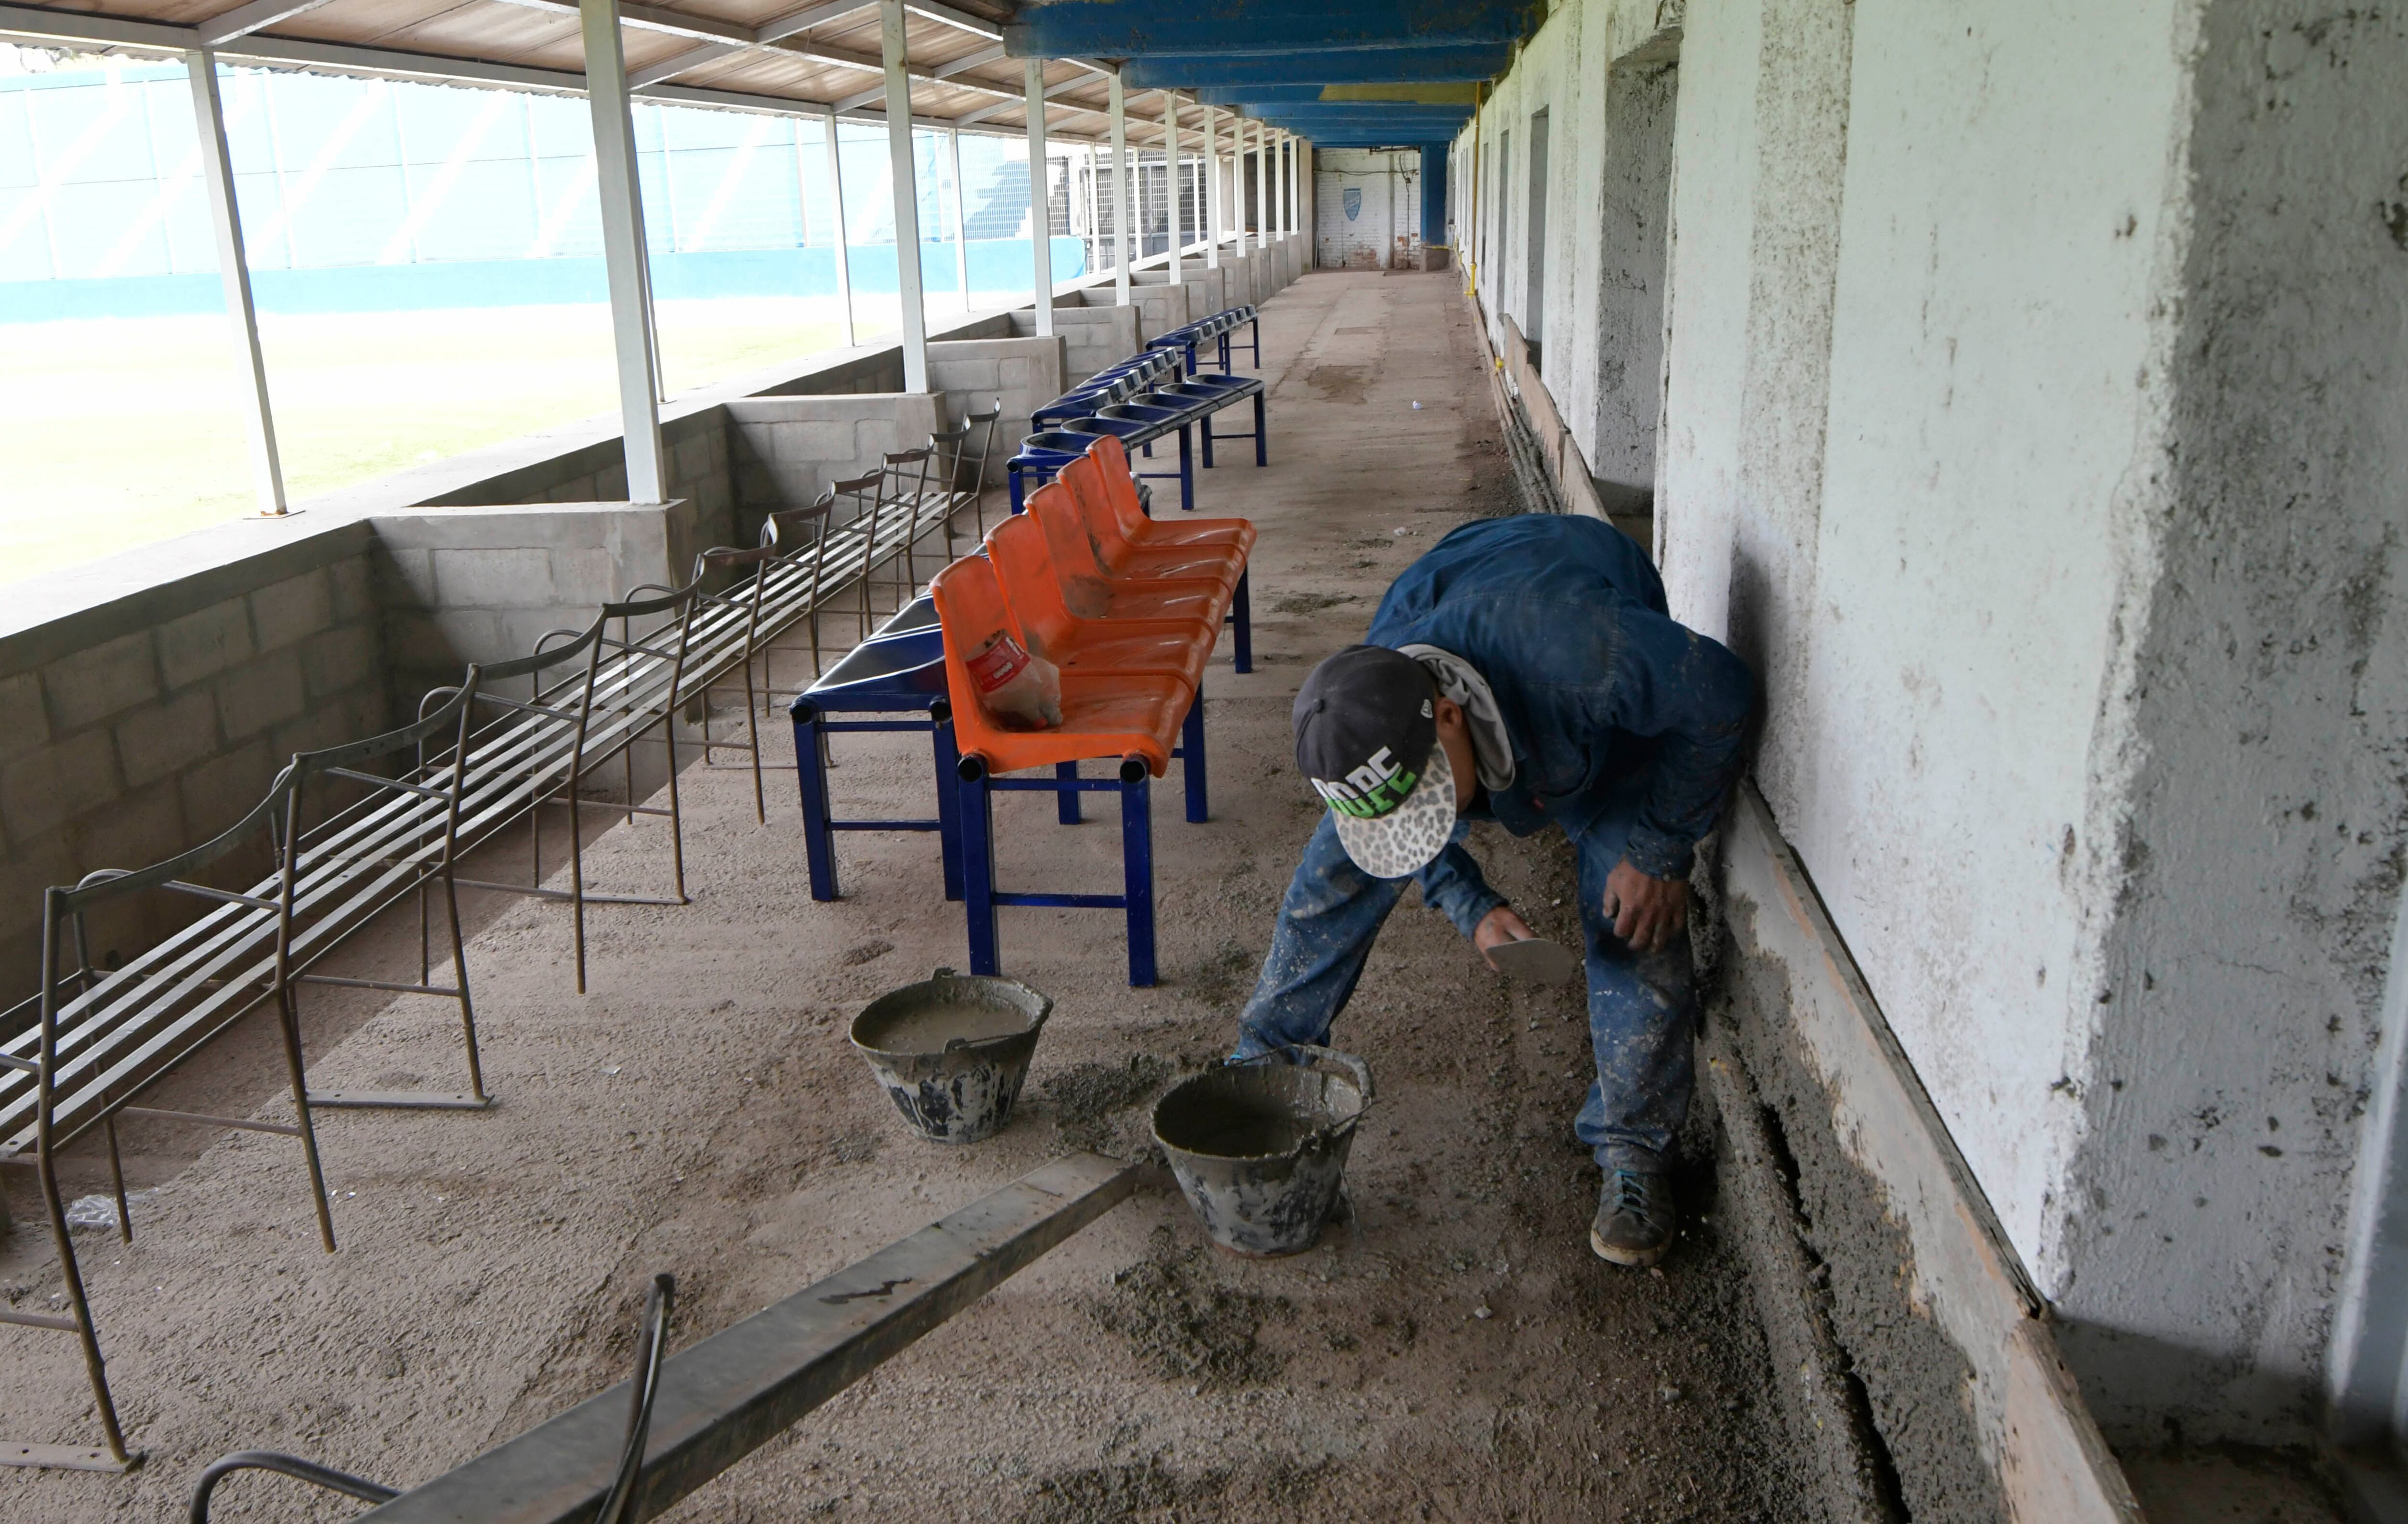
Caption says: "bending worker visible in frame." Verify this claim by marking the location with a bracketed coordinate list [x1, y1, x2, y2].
[1234, 513, 1755, 1268]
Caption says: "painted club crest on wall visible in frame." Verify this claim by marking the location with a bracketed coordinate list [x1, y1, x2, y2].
[1343, 186, 1362, 220]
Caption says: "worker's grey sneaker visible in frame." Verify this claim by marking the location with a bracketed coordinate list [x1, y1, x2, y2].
[1590, 1170, 1675, 1268]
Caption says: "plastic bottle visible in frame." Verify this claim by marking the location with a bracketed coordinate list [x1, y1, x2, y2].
[965, 632, 1063, 730]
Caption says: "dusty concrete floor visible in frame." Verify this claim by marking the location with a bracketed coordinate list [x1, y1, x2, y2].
[0, 270, 1811, 1522]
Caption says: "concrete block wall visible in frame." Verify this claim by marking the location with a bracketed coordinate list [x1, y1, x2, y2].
[1080, 284, 1187, 347]
[926, 336, 1066, 493]
[0, 526, 390, 991]
[723, 393, 948, 546]
[1016, 307, 1140, 388]
[1224, 250, 1258, 307]
[369, 500, 702, 707]
[1183, 265, 1230, 316]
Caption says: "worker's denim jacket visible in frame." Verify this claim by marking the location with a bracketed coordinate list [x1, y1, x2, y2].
[1363, 514, 1755, 933]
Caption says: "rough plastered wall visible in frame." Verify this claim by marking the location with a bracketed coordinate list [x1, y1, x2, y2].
[1660, 0, 2191, 1298]
[1458, 0, 1689, 516]
[1664, 0, 1853, 779]
[1649, 0, 2408, 1446]
[2050, 3, 2408, 1442]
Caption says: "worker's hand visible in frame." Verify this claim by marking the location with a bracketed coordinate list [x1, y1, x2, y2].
[1604, 860, 1688, 954]
[1473, 905, 1538, 970]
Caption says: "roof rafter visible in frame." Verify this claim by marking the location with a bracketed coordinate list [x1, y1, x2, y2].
[0, 0, 1129, 141]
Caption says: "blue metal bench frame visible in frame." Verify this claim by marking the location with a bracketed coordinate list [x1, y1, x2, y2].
[789, 602, 962, 904]
[955, 688, 1207, 988]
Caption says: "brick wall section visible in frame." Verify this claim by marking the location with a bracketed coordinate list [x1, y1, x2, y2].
[1080, 284, 1191, 347]
[369, 500, 701, 709]
[926, 336, 1067, 495]
[722, 393, 947, 546]
[0, 533, 389, 991]
[1017, 307, 1140, 391]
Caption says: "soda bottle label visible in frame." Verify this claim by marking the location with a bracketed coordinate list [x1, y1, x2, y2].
[967, 634, 1032, 694]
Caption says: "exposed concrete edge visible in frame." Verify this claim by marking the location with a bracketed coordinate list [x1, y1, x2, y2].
[1700, 1037, 1898, 1524]
[0, 512, 378, 677]
[1721, 785, 2142, 1522]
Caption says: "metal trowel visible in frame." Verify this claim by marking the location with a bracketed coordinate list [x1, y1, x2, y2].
[1484, 936, 1583, 986]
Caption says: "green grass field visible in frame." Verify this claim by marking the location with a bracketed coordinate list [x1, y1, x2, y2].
[0, 296, 888, 589]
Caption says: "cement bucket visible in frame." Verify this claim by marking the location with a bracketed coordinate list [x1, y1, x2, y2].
[849, 969, 1051, 1144]
[1152, 1046, 1373, 1257]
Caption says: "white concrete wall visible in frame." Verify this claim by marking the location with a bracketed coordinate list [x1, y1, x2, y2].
[2055, 3, 2408, 1442]
[1456, 0, 2408, 1451]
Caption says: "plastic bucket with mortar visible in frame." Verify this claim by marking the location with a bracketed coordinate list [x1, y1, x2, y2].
[849, 968, 1051, 1144]
[1152, 1046, 1373, 1257]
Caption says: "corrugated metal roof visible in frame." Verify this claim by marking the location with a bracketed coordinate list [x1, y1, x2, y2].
[0, 0, 1206, 145]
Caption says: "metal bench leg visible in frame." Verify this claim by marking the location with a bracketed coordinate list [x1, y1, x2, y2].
[1181, 684, 1208, 824]
[274, 986, 340, 1253]
[1200, 406, 1216, 470]
[958, 759, 1000, 976]
[441, 864, 490, 1104]
[931, 702, 963, 902]
[1056, 761, 1082, 824]
[1252, 391, 1268, 467]
[1177, 425, 1195, 512]
[795, 705, 838, 901]
[568, 771, 590, 993]
[1008, 464, 1026, 514]
[1232, 568, 1253, 674]
[1120, 762, 1156, 987]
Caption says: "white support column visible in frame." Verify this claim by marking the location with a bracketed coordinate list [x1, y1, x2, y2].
[823, 107, 856, 347]
[947, 125, 969, 312]
[186, 51, 286, 516]
[878, 0, 928, 391]
[578, 0, 666, 503]
[791, 116, 812, 249]
[1164, 92, 1181, 286]
[1084, 141, 1099, 276]
[1262, 117, 1281, 252]
[1271, 130, 1283, 241]
[1024, 60, 1053, 335]
[1109, 72, 1130, 306]
[1203, 104, 1220, 269]
[1280, 132, 1292, 240]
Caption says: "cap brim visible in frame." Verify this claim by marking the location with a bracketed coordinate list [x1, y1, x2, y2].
[1330, 741, 1458, 879]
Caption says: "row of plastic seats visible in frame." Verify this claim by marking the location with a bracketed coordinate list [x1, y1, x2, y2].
[929, 435, 1256, 985]
[1008, 314, 1270, 513]
[1148, 303, 1261, 375]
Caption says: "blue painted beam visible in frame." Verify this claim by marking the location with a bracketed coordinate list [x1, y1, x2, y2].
[1196, 83, 1478, 105]
[1003, 0, 1539, 60]
[1120, 44, 1511, 88]
[1237, 102, 1474, 120]
[1195, 85, 1335, 104]
[1240, 106, 1475, 132]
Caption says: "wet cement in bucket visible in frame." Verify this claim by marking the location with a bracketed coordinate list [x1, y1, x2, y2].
[856, 999, 1032, 1053]
[1152, 1053, 1370, 1256]
[1157, 1097, 1317, 1160]
[849, 972, 1052, 1144]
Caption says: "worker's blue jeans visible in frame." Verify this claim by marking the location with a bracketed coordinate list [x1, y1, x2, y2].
[1232, 812, 1695, 1173]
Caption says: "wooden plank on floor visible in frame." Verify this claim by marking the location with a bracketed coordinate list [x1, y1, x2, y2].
[361, 1153, 1139, 1524]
